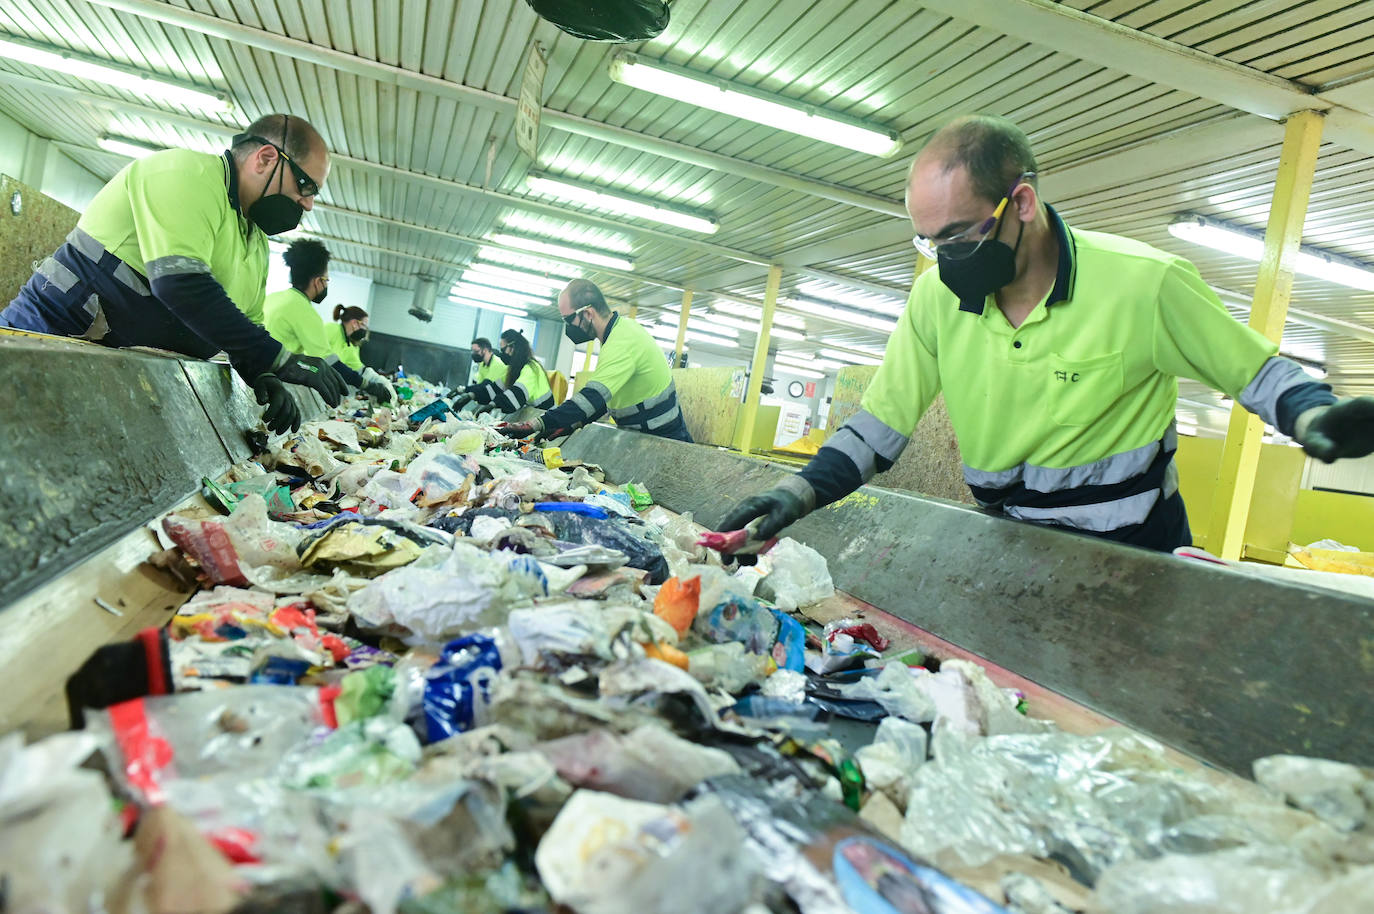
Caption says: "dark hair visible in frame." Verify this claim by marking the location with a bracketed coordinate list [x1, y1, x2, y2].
[563, 278, 610, 316]
[231, 113, 323, 163]
[922, 115, 1038, 204]
[283, 238, 330, 290]
[333, 305, 367, 323]
[471, 337, 492, 351]
[499, 329, 541, 388]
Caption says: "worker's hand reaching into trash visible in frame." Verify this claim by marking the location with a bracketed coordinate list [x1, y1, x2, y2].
[1295, 397, 1374, 463]
[251, 374, 302, 434]
[270, 352, 347, 407]
[498, 418, 544, 441]
[715, 475, 817, 546]
[363, 380, 393, 404]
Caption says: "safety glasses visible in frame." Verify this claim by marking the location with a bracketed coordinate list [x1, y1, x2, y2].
[912, 172, 1036, 261]
[240, 133, 321, 198]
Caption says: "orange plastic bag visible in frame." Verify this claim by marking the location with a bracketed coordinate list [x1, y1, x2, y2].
[641, 641, 689, 670]
[654, 575, 701, 635]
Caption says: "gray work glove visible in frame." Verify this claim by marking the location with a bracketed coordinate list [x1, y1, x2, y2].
[1295, 397, 1374, 463]
[715, 475, 816, 541]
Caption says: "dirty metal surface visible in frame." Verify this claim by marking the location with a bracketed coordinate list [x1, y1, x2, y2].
[182, 359, 329, 466]
[562, 423, 1374, 773]
[0, 338, 241, 608]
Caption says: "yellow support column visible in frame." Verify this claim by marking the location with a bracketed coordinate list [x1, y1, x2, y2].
[736, 264, 783, 455]
[673, 288, 693, 367]
[1207, 109, 1324, 560]
[582, 342, 597, 372]
[627, 304, 638, 320]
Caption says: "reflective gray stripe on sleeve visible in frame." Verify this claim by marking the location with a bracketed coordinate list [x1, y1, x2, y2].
[1239, 356, 1310, 428]
[824, 428, 881, 481]
[1005, 489, 1160, 532]
[644, 404, 683, 430]
[846, 409, 909, 462]
[67, 227, 106, 262]
[147, 255, 212, 280]
[967, 424, 1177, 494]
[68, 228, 150, 294]
[567, 391, 599, 421]
[113, 261, 150, 296]
[635, 381, 676, 411]
[497, 382, 528, 412]
[35, 255, 79, 293]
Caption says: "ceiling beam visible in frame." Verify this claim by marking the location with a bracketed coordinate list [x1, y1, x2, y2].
[83, 0, 906, 218]
[911, 0, 1374, 157]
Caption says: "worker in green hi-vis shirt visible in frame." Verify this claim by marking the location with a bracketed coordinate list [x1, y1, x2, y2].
[263, 239, 392, 403]
[1, 113, 347, 433]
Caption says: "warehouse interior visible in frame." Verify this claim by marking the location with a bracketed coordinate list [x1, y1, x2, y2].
[2, 1, 1373, 912]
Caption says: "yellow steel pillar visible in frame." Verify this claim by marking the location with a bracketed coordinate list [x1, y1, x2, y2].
[673, 288, 693, 366]
[736, 264, 783, 455]
[627, 303, 638, 320]
[1207, 109, 1324, 560]
[582, 342, 597, 372]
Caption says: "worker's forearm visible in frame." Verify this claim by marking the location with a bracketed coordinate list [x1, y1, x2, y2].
[150, 272, 281, 379]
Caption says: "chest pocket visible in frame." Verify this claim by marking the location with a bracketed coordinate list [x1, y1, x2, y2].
[1048, 351, 1123, 427]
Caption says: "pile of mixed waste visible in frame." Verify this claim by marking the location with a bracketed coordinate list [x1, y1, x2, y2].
[4, 376, 1372, 914]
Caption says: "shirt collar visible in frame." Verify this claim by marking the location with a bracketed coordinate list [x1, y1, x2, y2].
[222, 150, 242, 215]
[1044, 203, 1076, 308]
[601, 310, 620, 343]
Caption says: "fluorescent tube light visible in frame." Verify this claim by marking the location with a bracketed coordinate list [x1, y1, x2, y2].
[695, 311, 808, 342]
[607, 51, 900, 158]
[97, 134, 162, 158]
[819, 348, 882, 366]
[709, 302, 806, 329]
[1169, 214, 1374, 292]
[648, 324, 736, 347]
[820, 337, 885, 355]
[501, 212, 635, 253]
[449, 284, 544, 309]
[794, 280, 906, 316]
[447, 296, 527, 317]
[0, 35, 233, 114]
[476, 246, 579, 280]
[787, 299, 898, 333]
[776, 353, 845, 371]
[464, 264, 566, 295]
[526, 172, 718, 234]
[488, 232, 634, 271]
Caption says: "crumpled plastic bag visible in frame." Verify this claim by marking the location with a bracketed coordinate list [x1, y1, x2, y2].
[534, 790, 757, 914]
[692, 566, 805, 672]
[855, 716, 928, 803]
[899, 729, 1228, 880]
[1089, 846, 1374, 914]
[1254, 755, 1373, 832]
[535, 724, 740, 803]
[163, 494, 309, 588]
[506, 601, 678, 664]
[0, 732, 135, 914]
[349, 542, 548, 643]
[755, 537, 835, 611]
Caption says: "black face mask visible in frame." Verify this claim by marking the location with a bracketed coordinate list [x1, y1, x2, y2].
[494, 349, 511, 364]
[311, 283, 328, 304]
[563, 311, 596, 344]
[937, 217, 1025, 315]
[247, 157, 304, 235]
[348, 328, 368, 344]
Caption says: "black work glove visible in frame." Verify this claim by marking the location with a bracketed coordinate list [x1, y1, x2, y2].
[363, 380, 393, 404]
[252, 374, 302, 434]
[1296, 397, 1374, 463]
[452, 393, 475, 412]
[716, 476, 817, 541]
[273, 352, 347, 407]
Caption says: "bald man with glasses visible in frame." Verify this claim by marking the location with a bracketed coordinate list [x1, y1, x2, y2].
[718, 114, 1374, 553]
[1, 113, 345, 433]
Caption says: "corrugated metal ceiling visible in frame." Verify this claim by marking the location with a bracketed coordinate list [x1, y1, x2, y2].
[2, 0, 1374, 431]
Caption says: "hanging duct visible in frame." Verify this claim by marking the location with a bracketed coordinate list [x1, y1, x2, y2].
[409, 276, 438, 322]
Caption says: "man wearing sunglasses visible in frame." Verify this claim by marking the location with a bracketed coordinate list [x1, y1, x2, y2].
[498, 278, 693, 443]
[1, 113, 345, 434]
[718, 114, 1374, 553]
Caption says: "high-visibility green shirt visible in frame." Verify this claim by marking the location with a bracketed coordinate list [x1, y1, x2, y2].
[324, 321, 364, 371]
[804, 206, 1311, 538]
[541, 313, 684, 434]
[475, 357, 501, 384]
[78, 148, 269, 326]
[484, 359, 555, 414]
[264, 288, 329, 357]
